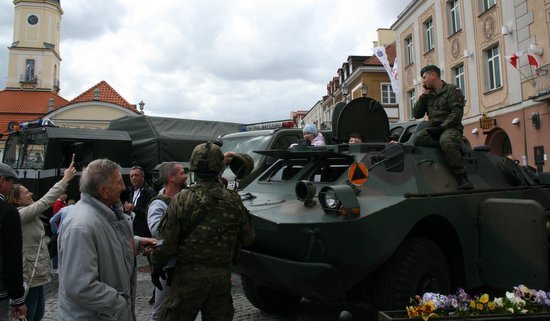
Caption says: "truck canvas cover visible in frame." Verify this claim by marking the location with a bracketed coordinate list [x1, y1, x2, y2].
[108, 115, 243, 172]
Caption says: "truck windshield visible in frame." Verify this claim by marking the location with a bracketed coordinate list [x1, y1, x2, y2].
[220, 135, 271, 167]
[3, 131, 47, 169]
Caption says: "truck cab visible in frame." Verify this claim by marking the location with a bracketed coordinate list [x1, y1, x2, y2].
[2, 123, 132, 199]
[219, 127, 303, 190]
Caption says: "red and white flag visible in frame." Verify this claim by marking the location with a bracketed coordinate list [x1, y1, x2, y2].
[506, 51, 524, 69]
[526, 53, 540, 69]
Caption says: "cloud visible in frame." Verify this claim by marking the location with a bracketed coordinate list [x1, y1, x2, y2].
[1, 0, 405, 124]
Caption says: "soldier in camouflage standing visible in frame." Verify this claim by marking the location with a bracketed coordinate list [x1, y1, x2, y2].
[413, 65, 473, 190]
[151, 142, 255, 321]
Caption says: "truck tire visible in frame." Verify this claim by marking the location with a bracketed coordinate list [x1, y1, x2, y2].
[365, 237, 450, 311]
[241, 274, 301, 313]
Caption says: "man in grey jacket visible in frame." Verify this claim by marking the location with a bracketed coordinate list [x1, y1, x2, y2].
[57, 159, 156, 321]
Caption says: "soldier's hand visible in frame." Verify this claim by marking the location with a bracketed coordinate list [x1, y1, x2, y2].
[151, 266, 166, 290]
[426, 126, 445, 139]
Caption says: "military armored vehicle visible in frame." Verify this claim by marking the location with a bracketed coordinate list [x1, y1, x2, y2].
[235, 97, 550, 315]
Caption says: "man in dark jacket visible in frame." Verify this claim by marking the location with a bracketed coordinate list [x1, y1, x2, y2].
[124, 165, 156, 237]
[413, 65, 473, 190]
[0, 163, 27, 321]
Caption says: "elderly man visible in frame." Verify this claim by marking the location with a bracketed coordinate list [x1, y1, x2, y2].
[58, 159, 156, 321]
[0, 163, 27, 321]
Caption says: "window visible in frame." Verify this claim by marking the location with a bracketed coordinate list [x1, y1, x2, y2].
[348, 63, 353, 76]
[381, 84, 396, 104]
[485, 45, 502, 90]
[452, 63, 465, 93]
[25, 59, 35, 82]
[482, 0, 496, 12]
[405, 36, 414, 65]
[448, 0, 462, 34]
[408, 89, 416, 119]
[424, 18, 435, 52]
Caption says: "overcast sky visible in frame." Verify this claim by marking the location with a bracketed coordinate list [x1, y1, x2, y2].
[0, 0, 407, 124]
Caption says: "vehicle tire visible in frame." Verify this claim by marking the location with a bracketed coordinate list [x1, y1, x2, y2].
[364, 237, 451, 311]
[241, 274, 301, 313]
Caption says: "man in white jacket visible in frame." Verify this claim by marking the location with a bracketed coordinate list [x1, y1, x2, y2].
[57, 159, 156, 321]
[147, 162, 187, 321]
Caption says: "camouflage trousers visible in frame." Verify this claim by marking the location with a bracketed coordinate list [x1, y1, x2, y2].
[413, 127, 466, 175]
[158, 265, 233, 321]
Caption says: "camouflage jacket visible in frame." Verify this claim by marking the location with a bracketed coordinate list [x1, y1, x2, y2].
[151, 180, 255, 269]
[413, 81, 465, 130]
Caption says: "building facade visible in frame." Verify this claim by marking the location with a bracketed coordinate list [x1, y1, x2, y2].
[392, 0, 549, 171]
[303, 30, 399, 131]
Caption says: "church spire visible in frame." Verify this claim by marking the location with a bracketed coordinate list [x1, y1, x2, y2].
[6, 0, 63, 93]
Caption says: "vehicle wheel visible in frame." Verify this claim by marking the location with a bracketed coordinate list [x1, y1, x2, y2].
[241, 274, 301, 313]
[364, 237, 451, 311]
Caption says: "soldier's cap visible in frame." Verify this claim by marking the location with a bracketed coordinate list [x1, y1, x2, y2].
[420, 65, 441, 76]
[0, 163, 19, 181]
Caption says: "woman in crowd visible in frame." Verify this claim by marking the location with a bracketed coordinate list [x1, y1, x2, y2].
[7, 161, 76, 321]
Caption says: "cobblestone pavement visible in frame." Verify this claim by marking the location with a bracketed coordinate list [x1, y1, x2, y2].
[43, 256, 369, 321]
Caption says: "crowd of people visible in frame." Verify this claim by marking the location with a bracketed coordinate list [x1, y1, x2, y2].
[0, 142, 255, 321]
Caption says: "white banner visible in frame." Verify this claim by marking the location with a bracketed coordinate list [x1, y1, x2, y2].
[372, 46, 398, 95]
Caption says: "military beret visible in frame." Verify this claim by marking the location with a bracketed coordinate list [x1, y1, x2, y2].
[420, 65, 441, 76]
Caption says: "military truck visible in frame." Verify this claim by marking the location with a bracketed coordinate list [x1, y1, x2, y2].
[234, 97, 550, 316]
[218, 127, 303, 190]
[108, 114, 242, 179]
[2, 123, 132, 199]
[3, 114, 242, 198]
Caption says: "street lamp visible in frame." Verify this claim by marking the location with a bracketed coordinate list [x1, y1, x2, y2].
[138, 100, 145, 114]
[342, 84, 349, 102]
[361, 83, 368, 97]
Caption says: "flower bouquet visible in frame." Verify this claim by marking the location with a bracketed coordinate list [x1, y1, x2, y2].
[379, 285, 550, 321]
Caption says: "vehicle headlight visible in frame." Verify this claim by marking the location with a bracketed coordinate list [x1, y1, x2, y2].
[295, 180, 316, 207]
[319, 185, 360, 218]
[320, 188, 340, 209]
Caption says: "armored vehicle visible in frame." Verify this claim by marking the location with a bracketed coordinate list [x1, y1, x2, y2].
[2, 123, 132, 199]
[235, 97, 550, 315]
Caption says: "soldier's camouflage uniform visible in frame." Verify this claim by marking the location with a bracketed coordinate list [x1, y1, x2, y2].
[413, 81, 467, 175]
[151, 179, 255, 321]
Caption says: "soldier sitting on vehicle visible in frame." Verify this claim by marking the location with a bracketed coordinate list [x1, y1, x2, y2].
[413, 64, 473, 190]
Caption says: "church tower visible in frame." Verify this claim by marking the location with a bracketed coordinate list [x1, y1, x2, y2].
[6, 0, 63, 93]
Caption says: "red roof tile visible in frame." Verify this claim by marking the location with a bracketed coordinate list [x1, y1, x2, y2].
[363, 43, 397, 65]
[70, 80, 138, 112]
[0, 90, 69, 139]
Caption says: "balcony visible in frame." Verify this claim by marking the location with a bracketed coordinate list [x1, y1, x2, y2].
[53, 78, 61, 92]
[532, 62, 550, 102]
[19, 74, 38, 84]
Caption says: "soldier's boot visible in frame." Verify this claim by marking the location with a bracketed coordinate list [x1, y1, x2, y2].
[456, 173, 473, 190]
